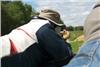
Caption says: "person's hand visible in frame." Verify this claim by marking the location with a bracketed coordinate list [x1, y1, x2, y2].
[60, 29, 70, 40]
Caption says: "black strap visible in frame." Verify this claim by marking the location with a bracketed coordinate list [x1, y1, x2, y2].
[93, 4, 100, 9]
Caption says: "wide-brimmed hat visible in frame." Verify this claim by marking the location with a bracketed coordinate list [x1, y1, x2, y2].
[38, 9, 64, 26]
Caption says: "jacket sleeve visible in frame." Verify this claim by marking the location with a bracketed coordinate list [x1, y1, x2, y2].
[1, 43, 46, 67]
[36, 24, 73, 66]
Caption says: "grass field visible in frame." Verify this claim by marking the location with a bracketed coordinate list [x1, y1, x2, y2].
[71, 41, 83, 53]
[69, 30, 83, 41]
[69, 30, 84, 53]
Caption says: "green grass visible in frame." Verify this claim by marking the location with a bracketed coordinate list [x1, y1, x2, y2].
[70, 41, 83, 53]
[68, 30, 84, 53]
[69, 30, 83, 41]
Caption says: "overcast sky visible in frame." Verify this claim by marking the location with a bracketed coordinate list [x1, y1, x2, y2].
[22, 0, 97, 26]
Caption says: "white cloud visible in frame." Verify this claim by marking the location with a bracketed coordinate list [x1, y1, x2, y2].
[34, 0, 96, 26]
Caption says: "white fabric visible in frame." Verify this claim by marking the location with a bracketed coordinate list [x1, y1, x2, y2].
[14, 19, 49, 52]
[1, 19, 49, 58]
[9, 29, 35, 52]
[0, 35, 10, 58]
[19, 19, 49, 39]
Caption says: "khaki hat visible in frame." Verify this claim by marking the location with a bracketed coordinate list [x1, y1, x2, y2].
[38, 9, 64, 26]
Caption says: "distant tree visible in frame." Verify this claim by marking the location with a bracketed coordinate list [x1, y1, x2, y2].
[74, 26, 83, 31]
[67, 26, 74, 31]
[1, 1, 37, 35]
[23, 4, 32, 22]
[66, 26, 83, 31]
[1, 1, 14, 35]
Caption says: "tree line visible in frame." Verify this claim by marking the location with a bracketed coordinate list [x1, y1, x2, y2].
[1, 1, 38, 35]
[67, 26, 83, 31]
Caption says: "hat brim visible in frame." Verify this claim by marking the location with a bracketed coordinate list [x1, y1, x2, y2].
[39, 16, 64, 26]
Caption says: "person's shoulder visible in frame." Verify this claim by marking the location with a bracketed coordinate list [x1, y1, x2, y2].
[36, 21, 54, 37]
[37, 23, 53, 33]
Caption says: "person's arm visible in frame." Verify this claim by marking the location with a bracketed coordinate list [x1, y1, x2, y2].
[1, 43, 46, 67]
[36, 24, 73, 66]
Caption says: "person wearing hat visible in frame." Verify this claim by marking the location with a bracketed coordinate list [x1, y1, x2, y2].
[63, 2, 100, 67]
[1, 9, 73, 67]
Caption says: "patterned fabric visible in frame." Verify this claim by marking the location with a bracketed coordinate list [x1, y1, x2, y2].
[63, 39, 100, 67]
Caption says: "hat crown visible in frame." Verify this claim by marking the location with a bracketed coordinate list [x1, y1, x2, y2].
[41, 9, 60, 17]
[39, 9, 64, 26]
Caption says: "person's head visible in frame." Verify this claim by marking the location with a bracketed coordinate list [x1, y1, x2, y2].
[38, 9, 64, 27]
[60, 29, 70, 40]
[38, 9, 65, 34]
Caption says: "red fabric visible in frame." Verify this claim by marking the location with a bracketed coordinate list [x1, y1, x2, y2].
[9, 39, 17, 55]
[17, 28, 33, 39]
